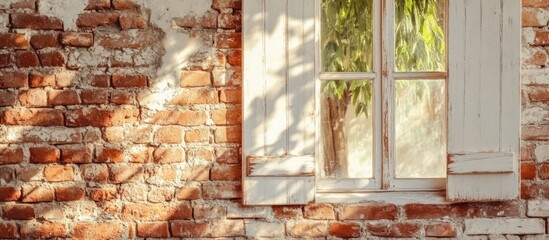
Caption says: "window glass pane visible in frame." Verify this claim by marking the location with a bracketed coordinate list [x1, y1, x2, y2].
[321, 0, 373, 72]
[395, 0, 446, 72]
[321, 80, 373, 178]
[395, 80, 446, 178]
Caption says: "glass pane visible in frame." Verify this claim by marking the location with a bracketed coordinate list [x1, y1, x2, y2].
[321, 80, 374, 178]
[395, 80, 446, 178]
[321, 0, 374, 72]
[395, 0, 446, 72]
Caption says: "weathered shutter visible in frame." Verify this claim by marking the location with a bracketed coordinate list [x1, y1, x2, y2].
[242, 0, 316, 205]
[447, 0, 520, 201]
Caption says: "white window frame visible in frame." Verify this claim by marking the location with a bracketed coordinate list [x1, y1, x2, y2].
[315, 0, 448, 193]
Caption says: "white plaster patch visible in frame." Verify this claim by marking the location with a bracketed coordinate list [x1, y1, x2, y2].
[527, 200, 549, 217]
[38, 0, 87, 31]
[535, 144, 549, 163]
[244, 220, 285, 238]
[0, 14, 9, 31]
[522, 106, 549, 125]
[0, 0, 18, 10]
[521, 68, 549, 84]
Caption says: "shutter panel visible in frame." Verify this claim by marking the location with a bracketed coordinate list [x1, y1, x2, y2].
[242, 0, 316, 205]
[447, 0, 520, 201]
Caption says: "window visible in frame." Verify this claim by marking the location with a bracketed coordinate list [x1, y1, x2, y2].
[242, 0, 520, 205]
[318, 0, 447, 191]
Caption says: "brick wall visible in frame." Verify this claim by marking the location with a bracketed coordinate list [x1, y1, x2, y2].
[0, 0, 547, 238]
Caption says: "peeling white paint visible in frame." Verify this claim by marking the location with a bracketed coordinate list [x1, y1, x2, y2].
[39, 0, 87, 31]
[522, 106, 549, 125]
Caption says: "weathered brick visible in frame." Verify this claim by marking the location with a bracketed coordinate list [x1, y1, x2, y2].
[61, 32, 94, 47]
[0, 53, 10, 68]
[109, 165, 143, 183]
[175, 186, 201, 200]
[76, 12, 119, 28]
[97, 148, 124, 163]
[214, 126, 241, 143]
[55, 186, 85, 201]
[3, 108, 63, 126]
[110, 91, 134, 104]
[73, 223, 124, 240]
[287, 221, 328, 238]
[22, 186, 54, 202]
[155, 126, 183, 144]
[212, 0, 242, 10]
[0, 147, 24, 164]
[39, 50, 65, 67]
[541, 163, 549, 179]
[215, 147, 240, 164]
[329, 222, 361, 238]
[211, 108, 242, 125]
[85, 74, 110, 87]
[425, 223, 457, 237]
[171, 221, 209, 238]
[20, 222, 67, 239]
[48, 90, 80, 105]
[340, 203, 398, 220]
[44, 165, 74, 182]
[112, 0, 140, 9]
[180, 70, 211, 87]
[81, 89, 109, 104]
[203, 182, 241, 199]
[112, 73, 148, 88]
[304, 204, 335, 220]
[0, 33, 30, 49]
[3, 204, 35, 220]
[227, 49, 242, 66]
[137, 222, 170, 238]
[216, 33, 241, 48]
[145, 110, 207, 126]
[194, 205, 226, 219]
[30, 146, 60, 164]
[210, 164, 241, 181]
[524, 0, 549, 8]
[404, 203, 479, 219]
[15, 50, 40, 68]
[220, 88, 241, 103]
[11, 14, 63, 30]
[0, 222, 17, 238]
[0, 72, 27, 88]
[10, 0, 36, 10]
[98, 31, 158, 49]
[89, 187, 117, 201]
[85, 0, 111, 10]
[122, 203, 192, 220]
[273, 206, 301, 218]
[19, 89, 47, 107]
[171, 89, 218, 104]
[0, 187, 20, 201]
[120, 12, 147, 29]
[66, 108, 139, 127]
[60, 145, 93, 164]
[30, 33, 58, 49]
[367, 222, 421, 238]
[185, 129, 209, 143]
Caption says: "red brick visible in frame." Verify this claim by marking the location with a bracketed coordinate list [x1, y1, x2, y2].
[212, 0, 242, 10]
[227, 49, 241, 66]
[86, 74, 110, 87]
[522, 125, 549, 141]
[137, 222, 169, 238]
[0, 72, 28, 88]
[304, 204, 335, 220]
[210, 164, 241, 181]
[3, 204, 35, 220]
[112, 74, 147, 88]
[0, 222, 17, 238]
[0, 147, 24, 164]
[541, 163, 549, 179]
[212, 108, 242, 125]
[0, 187, 20, 201]
[44, 165, 74, 182]
[175, 186, 201, 200]
[524, 0, 549, 8]
[367, 222, 420, 238]
[171, 89, 219, 104]
[85, 0, 111, 9]
[110, 91, 134, 104]
[340, 203, 398, 220]
[66, 108, 139, 127]
[20, 222, 67, 239]
[0, 53, 11, 68]
[522, 162, 536, 180]
[19, 89, 47, 106]
[55, 186, 85, 201]
[425, 223, 457, 237]
[214, 126, 241, 143]
[98, 31, 158, 49]
[61, 32, 94, 47]
[39, 51, 65, 67]
[30, 33, 58, 49]
[220, 88, 241, 103]
[173, 11, 217, 29]
[181, 166, 209, 181]
[89, 187, 117, 201]
[219, 13, 241, 30]
[10, 0, 36, 10]
[76, 12, 119, 28]
[329, 222, 361, 238]
[171, 221, 209, 238]
[522, 182, 540, 199]
[73, 223, 124, 240]
[128, 147, 154, 163]
[30, 146, 60, 164]
[203, 182, 241, 199]
[109, 165, 144, 183]
[523, 11, 545, 27]
[273, 206, 301, 218]
[122, 203, 192, 220]
[81, 89, 109, 104]
[120, 12, 147, 30]
[146, 110, 207, 126]
[61, 145, 93, 164]
[80, 164, 109, 182]
[112, 0, 140, 9]
[29, 73, 55, 87]
[216, 33, 241, 48]
[185, 129, 209, 143]
[22, 186, 54, 202]
[15, 50, 40, 68]
[2, 108, 63, 126]
[0, 91, 16, 106]
[187, 148, 213, 162]
[11, 14, 63, 30]
[215, 148, 239, 164]
[0, 167, 14, 183]
[48, 90, 80, 105]
[0, 33, 30, 49]
[97, 148, 124, 163]
[404, 203, 479, 219]
[287, 221, 327, 238]
[180, 70, 211, 87]
[154, 126, 183, 144]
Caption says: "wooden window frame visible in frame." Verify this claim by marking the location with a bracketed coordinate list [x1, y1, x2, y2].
[315, 0, 449, 193]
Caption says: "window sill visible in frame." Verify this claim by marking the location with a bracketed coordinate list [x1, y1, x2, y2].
[316, 191, 448, 205]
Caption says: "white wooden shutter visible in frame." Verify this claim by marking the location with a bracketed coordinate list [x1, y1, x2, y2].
[447, 0, 520, 201]
[242, 0, 316, 205]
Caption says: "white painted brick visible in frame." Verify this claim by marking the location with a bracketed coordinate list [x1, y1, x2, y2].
[465, 218, 545, 235]
[535, 144, 549, 163]
[524, 234, 549, 240]
[245, 220, 284, 238]
[488, 235, 507, 240]
[227, 205, 271, 219]
[528, 200, 549, 217]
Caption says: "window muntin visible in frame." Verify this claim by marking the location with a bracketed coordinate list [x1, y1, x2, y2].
[318, 0, 447, 191]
